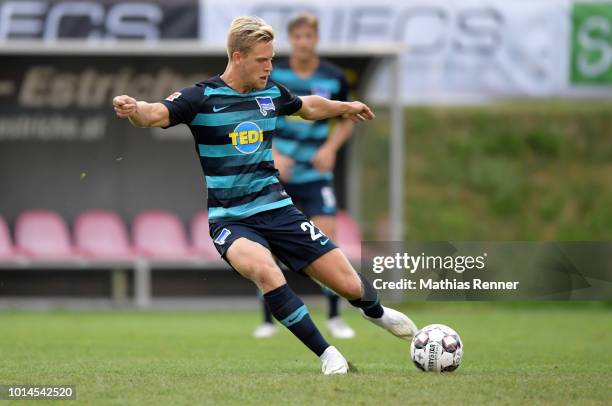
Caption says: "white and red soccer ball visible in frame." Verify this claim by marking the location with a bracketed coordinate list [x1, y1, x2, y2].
[410, 324, 463, 372]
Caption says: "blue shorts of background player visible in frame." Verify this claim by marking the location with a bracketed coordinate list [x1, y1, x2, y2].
[284, 179, 337, 217]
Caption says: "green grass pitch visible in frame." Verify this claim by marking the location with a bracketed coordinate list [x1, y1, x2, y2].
[0, 303, 610, 405]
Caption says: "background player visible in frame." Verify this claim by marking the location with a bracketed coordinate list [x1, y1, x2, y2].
[113, 16, 417, 375]
[253, 13, 356, 340]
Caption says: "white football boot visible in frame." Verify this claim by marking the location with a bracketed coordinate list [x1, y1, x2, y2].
[361, 306, 417, 340]
[326, 317, 356, 339]
[320, 346, 349, 375]
[253, 322, 278, 338]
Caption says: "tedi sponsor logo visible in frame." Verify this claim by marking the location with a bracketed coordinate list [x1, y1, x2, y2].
[228, 121, 263, 154]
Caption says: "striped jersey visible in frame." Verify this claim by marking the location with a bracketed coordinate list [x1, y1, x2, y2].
[161, 75, 303, 223]
[271, 59, 349, 184]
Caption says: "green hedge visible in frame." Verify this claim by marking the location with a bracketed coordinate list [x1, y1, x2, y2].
[359, 102, 612, 240]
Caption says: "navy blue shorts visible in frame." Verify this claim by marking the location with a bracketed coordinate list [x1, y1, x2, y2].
[209, 204, 338, 273]
[284, 179, 337, 217]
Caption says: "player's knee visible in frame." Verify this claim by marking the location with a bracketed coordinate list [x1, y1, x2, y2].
[250, 261, 283, 287]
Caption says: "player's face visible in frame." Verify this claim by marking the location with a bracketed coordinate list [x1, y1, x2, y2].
[237, 41, 274, 90]
[289, 25, 318, 61]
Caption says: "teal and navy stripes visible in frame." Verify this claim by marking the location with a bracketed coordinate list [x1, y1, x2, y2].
[204, 86, 281, 98]
[270, 59, 349, 184]
[205, 171, 277, 189]
[207, 182, 284, 209]
[192, 113, 277, 129]
[160, 75, 302, 222]
[208, 197, 293, 221]
[198, 139, 273, 158]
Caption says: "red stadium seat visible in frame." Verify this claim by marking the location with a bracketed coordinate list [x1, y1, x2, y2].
[132, 210, 194, 259]
[190, 211, 220, 260]
[0, 215, 16, 259]
[335, 211, 362, 261]
[14, 210, 78, 259]
[75, 210, 134, 260]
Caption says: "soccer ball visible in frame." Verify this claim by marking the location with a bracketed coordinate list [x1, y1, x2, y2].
[410, 324, 463, 372]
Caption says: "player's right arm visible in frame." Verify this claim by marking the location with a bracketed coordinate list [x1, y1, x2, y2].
[113, 95, 170, 128]
[114, 86, 203, 128]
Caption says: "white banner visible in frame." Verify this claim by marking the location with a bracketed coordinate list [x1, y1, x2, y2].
[1, 0, 609, 103]
[203, 0, 612, 104]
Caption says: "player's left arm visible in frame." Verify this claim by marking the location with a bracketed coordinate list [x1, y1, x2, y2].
[296, 96, 375, 122]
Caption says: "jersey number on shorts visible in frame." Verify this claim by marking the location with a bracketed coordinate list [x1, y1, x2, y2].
[300, 221, 326, 242]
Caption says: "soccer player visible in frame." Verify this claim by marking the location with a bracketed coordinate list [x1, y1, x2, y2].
[253, 13, 356, 341]
[113, 16, 417, 375]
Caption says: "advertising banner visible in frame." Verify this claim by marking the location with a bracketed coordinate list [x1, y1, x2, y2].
[571, 2, 612, 85]
[0, 0, 610, 102]
[0, 0, 198, 41]
[203, 0, 571, 102]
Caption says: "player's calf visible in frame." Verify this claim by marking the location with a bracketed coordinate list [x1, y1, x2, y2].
[263, 284, 331, 357]
[304, 248, 362, 299]
[327, 272, 362, 300]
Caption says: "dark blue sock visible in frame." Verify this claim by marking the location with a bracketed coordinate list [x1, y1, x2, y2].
[349, 273, 384, 318]
[321, 286, 340, 319]
[264, 284, 330, 357]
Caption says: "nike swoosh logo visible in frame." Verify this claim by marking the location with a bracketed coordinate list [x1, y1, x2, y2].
[212, 105, 229, 112]
[319, 238, 330, 246]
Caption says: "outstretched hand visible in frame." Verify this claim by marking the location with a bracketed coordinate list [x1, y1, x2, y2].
[342, 101, 375, 122]
[113, 95, 138, 118]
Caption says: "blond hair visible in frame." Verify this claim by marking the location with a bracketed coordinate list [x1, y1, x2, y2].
[227, 16, 275, 58]
[287, 13, 319, 34]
